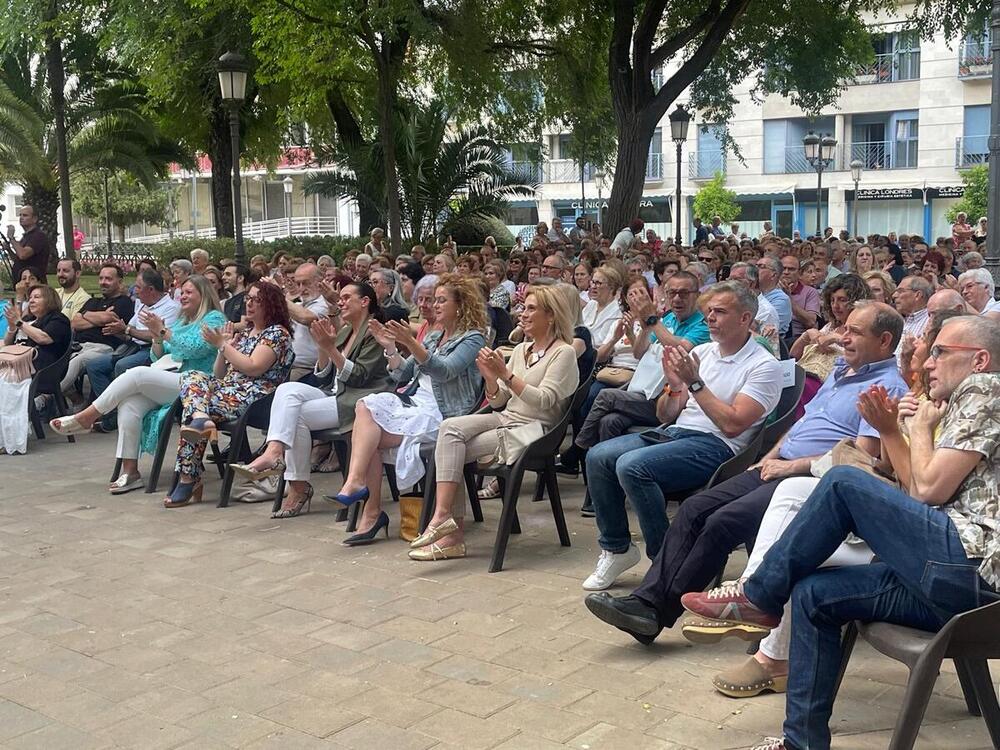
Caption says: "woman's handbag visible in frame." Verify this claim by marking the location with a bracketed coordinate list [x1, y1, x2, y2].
[0, 344, 36, 383]
[811, 438, 898, 487]
[493, 421, 545, 465]
[150, 353, 181, 372]
[595, 366, 634, 387]
[398, 493, 423, 541]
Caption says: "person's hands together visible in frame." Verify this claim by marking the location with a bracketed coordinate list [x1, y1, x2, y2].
[628, 288, 656, 321]
[758, 458, 797, 482]
[911, 398, 947, 432]
[368, 319, 397, 350]
[319, 279, 340, 306]
[856, 385, 900, 434]
[385, 320, 416, 348]
[102, 313, 125, 336]
[309, 317, 337, 350]
[476, 347, 508, 382]
[660, 346, 686, 391]
[665, 345, 701, 386]
[138, 310, 164, 334]
[201, 324, 231, 349]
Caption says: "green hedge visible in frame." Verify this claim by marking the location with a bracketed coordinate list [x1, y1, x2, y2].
[79, 235, 371, 271]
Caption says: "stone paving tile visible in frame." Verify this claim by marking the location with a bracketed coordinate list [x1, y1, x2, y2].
[0, 434, 989, 749]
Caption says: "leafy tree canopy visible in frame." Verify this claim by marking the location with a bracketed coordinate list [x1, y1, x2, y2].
[692, 174, 741, 224]
[945, 164, 988, 224]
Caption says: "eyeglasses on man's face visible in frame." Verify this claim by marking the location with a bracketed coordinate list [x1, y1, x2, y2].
[928, 343, 982, 360]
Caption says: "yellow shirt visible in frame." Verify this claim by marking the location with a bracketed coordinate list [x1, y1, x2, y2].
[56, 286, 91, 319]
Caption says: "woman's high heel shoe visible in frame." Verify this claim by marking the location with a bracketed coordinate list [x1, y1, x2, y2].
[343, 511, 390, 546]
[232, 458, 286, 481]
[326, 486, 370, 507]
[180, 418, 216, 443]
[163, 479, 204, 508]
[271, 485, 314, 519]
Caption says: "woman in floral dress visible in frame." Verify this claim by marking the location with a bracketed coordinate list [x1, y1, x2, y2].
[164, 281, 294, 507]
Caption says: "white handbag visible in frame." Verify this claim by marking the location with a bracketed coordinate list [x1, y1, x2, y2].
[493, 421, 545, 465]
[150, 353, 181, 372]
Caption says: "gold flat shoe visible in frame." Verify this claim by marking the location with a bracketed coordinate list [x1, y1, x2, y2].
[409, 517, 459, 549]
[408, 543, 466, 561]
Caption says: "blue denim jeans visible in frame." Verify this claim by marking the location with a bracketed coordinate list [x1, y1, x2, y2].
[585, 426, 734, 558]
[86, 348, 151, 428]
[744, 466, 990, 750]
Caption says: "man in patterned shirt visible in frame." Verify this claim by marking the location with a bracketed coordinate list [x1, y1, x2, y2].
[680, 315, 1000, 750]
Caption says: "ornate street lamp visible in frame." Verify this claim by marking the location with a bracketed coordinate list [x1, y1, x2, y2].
[593, 168, 605, 228]
[669, 105, 691, 245]
[850, 159, 864, 238]
[217, 52, 249, 265]
[803, 130, 837, 238]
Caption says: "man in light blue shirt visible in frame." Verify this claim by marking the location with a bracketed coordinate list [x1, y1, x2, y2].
[756, 256, 792, 335]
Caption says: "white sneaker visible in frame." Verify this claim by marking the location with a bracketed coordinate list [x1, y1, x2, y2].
[582, 544, 641, 591]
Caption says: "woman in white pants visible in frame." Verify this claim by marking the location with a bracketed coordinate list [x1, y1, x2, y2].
[231, 282, 388, 519]
[50, 276, 224, 494]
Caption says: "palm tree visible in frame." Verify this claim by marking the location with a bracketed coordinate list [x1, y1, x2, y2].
[305, 100, 538, 246]
[0, 43, 186, 259]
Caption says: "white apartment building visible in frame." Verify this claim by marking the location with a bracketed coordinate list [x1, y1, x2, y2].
[508, 14, 993, 245]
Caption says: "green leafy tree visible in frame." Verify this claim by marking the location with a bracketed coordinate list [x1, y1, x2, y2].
[542, 0, 991, 235]
[692, 174, 740, 224]
[945, 164, 988, 224]
[72, 171, 173, 242]
[0, 41, 183, 261]
[305, 100, 537, 245]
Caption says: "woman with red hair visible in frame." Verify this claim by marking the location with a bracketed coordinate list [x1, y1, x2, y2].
[165, 280, 295, 507]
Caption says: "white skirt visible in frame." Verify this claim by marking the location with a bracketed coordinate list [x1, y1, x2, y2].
[360, 391, 443, 488]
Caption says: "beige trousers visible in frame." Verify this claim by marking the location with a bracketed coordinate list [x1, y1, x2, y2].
[434, 412, 505, 519]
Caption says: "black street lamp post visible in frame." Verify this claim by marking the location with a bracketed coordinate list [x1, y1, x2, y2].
[803, 131, 837, 239]
[669, 105, 691, 245]
[217, 52, 249, 266]
[850, 159, 863, 238]
[987, 0, 1000, 284]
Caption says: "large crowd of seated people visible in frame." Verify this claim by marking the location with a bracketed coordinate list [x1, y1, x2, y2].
[3, 210, 1000, 750]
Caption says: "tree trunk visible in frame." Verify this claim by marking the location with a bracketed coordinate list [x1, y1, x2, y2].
[44, 0, 73, 262]
[325, 88, 381, 235]
[375, 66, 402, 255]
[22, 183, 59, 268]
[604, 113, 657, 237]
[208, 104, 234, 239]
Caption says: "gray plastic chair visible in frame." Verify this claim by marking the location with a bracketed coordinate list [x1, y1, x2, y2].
[834, 599, 1000, 750]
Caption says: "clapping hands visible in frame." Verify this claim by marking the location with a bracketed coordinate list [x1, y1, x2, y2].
[368, 319, 397, 351]
[856, 385, 900, 434]
[202, 321, 234, 349]
[476, 347, 508, 382]
[309, 317, 337, 350]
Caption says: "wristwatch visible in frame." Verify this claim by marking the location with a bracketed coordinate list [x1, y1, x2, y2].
[125, 324, 132, 337]
[689, 379, 705, 394]
[644, 314, 659, 327]
[15, 320, 22, 329]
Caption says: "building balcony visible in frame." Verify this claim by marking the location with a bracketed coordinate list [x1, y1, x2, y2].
[851, 51, 920, 84]
[956, 135, 989, 167]
[763, 146, 839, 174]
[510, 161, 543, 183]
[688, 151, 726, 179]
[959, 37, 992, 78]
[512, 156, 662, 185]
[847, 139, 918, 170]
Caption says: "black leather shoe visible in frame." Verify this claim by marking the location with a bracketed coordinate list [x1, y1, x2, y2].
[585, 593, 661, 645]
[554, 460, 579, 477]
[580, 497, 595, 517]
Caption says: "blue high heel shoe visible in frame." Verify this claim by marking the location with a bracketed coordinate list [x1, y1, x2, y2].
[326, 486, 370, 507]
[343, 511, 390, 546]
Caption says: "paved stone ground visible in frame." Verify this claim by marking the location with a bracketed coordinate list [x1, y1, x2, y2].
[0, 431, 992, 749]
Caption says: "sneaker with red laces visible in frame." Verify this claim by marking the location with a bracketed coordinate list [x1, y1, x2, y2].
[751, 737, 787, 750]
[680, 580, 781, 632]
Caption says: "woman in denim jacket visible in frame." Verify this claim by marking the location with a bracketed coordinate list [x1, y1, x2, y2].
[330, 274, 486, 545]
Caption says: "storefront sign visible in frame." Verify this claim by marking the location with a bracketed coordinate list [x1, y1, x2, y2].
[846, 186, 965, 201]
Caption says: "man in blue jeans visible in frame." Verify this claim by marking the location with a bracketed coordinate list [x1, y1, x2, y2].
[681, 315, 1000, 750]
[583, 281, 782, 591]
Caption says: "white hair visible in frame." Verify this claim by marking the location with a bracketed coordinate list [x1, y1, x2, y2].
[190, 248, 209, 262]
[959, 268, 995, 297]
[355, 253, 373, 264]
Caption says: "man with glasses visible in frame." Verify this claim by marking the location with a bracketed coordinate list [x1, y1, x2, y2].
[285, 263, 329, 380]
[558, 272, 709, 496]
[728, 262, 780, 352]
[697, 248, 721, 285]
[681, 315, 1000, 750]
[779, 254, 819, 340]
[755, 256, 791, 336]
[541, 255, 565, 280]
[958, 268, 1000, 320]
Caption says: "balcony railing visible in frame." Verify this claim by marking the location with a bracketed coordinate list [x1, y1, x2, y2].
[848, 139, 918, 170]
[852, 50, 920, 84]
[645, 153, 663, 181]
[764, 146, 826, 174]
[688, 151, 726, 179]
[509, 161, 543, 183]
[956, 135, 989, 167]
[959, 37, 992, 78]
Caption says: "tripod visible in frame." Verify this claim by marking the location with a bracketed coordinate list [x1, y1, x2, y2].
[0, 205, 13, 290]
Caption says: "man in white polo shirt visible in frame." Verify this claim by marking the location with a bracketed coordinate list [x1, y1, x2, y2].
[582, 281, 782, 590]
